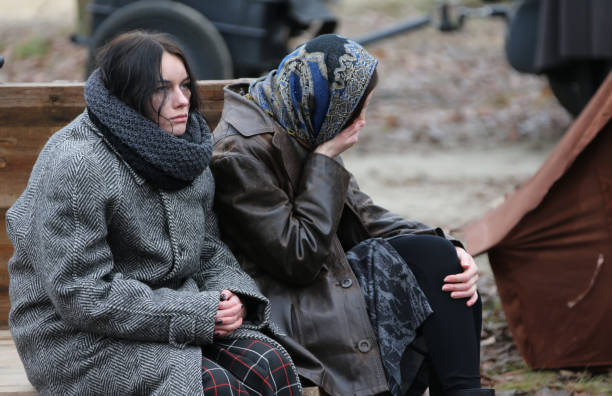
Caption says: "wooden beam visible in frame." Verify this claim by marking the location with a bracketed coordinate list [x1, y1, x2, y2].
[0, 330, 37, 395]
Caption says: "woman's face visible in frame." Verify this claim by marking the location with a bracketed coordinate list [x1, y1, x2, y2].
[148, 52, 192, 136]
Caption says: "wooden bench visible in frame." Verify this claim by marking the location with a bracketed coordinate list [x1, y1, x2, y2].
[0, 80, 321, 396]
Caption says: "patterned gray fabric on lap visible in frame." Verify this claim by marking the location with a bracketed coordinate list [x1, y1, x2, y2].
[347, 238, 432, 396]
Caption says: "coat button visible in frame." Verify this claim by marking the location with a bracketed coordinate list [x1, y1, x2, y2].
[341, 278, 353, 288]
[357, 339, 371, 353]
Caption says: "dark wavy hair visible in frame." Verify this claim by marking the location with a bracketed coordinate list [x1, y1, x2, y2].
[95, 31, 201, 119]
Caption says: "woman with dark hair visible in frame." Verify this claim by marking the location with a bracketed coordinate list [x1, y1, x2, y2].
[211, 34, 494, 396]
[6, 31, 300, 396]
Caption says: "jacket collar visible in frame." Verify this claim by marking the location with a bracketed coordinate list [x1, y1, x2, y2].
[221, 83, 309, 189]
[222, 83, 277, 136]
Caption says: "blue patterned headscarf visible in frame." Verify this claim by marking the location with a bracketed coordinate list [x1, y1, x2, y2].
[248, 34, 378, 148]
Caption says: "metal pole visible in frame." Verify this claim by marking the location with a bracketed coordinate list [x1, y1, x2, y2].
[354, 16, 431, 46]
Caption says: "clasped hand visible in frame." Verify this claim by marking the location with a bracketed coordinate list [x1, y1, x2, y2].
[443, 247, 479, 307]
[214, 290, 246, 338]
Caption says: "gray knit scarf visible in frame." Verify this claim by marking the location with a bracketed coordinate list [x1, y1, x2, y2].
[84, 68, 212, 191]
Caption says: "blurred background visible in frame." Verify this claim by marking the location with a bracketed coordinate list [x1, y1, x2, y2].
[1, 0, 610, 394]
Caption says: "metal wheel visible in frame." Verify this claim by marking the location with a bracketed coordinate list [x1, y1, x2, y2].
[86, 0, 233, 79]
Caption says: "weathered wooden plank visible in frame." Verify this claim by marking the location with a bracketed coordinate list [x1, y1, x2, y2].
[0, 331, 38, 395]
[303, 387, 322, 396]
[1, 208, 10, 327]
[0, 80, 240, 107]
[0, 81, 237, 125]
[0, 127, 58, 208]
[0, 84, 84, 109]
[0, 101, 225, 128]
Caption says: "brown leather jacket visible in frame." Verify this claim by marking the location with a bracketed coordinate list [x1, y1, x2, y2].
[211, 84, 450, 396]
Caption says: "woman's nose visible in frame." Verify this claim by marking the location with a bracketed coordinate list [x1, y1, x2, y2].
[173, 87, 189, 107]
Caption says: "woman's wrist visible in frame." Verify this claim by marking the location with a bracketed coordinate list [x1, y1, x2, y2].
[314, 145, 334, 158]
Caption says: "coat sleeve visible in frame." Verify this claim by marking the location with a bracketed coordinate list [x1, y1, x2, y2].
[191, 173, 271, 328]
[13, 149, 221, 347]
[345, 172, 463, 246]
[212, 151, 351, 285]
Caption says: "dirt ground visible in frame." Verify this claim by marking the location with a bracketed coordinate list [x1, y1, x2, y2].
[1, 0, 610, 394]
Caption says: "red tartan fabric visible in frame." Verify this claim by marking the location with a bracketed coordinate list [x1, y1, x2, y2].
[202, 339, 300, 395]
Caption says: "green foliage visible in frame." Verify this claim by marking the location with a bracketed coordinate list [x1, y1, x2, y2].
[497, 371, 558, 392]
[494, 368, 612, 394]
[14, 35, 49, 60]
[565, 370, 612, 394]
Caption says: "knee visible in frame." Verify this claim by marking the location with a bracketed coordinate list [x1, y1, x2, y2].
[245, 340, 292, 375]
[250, 341, 286, 373]
[388, 234, 461, 279]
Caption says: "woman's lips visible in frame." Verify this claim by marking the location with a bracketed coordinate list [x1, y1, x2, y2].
[172, 115, 188, 123]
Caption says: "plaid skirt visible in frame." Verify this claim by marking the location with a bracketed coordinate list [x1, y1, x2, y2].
[202, 338, 300, 396]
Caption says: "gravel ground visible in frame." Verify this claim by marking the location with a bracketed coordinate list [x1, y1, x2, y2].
[1, 0, 610, 394]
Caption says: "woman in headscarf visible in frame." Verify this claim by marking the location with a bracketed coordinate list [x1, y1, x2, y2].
[6, 31, 300, 396]
[211, 34, 493, 396]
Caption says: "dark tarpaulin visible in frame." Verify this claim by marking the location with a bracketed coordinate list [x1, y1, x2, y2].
[535, 0, 612, 71]
[459, 72, 612, 369]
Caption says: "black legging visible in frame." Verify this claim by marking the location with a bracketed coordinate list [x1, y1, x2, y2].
[388, 234, 482, 392]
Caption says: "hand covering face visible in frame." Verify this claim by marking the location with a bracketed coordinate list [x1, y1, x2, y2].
[248, 34, 378, 148]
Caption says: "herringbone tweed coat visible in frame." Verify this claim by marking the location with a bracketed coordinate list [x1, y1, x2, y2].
[6, 112, 297, 395]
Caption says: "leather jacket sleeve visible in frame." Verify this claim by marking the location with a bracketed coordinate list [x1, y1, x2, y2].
[345, 173, 462, 246]
[212, 148, 351, 285]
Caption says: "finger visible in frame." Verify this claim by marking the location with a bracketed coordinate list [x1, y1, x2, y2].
[218, 295, 242, 310]
[444, 272, 469, 283]
[215, 317, 243, 333]
[215, 319, 242, 332]
[442, 274, 479, 291]
[342, 124, 359, 137]
[216, 304, 243, 321]
[215, 314, 242, 330]
[444, 265, 477, 283]
[456, 247, 477, 268]
[461, 260, 477, 273]
[442, 276, 478, 292]
[341, 120, 364, 138]
[466, 291, 479, 307]
[219, 290, 235, 302]
[460, 257, 474, 270]
[450, 285, 477, 299]
[218, 304, 240, 315]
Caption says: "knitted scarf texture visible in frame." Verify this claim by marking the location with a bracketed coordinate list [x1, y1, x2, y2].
[84, 68, 212, 191]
